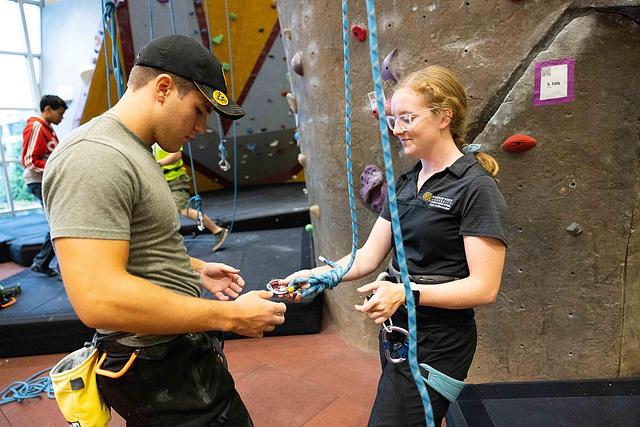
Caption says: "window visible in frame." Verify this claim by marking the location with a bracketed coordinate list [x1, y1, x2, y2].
[0, 0, 43, 217]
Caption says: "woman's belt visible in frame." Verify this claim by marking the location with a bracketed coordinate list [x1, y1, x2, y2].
[387, 261, 459, 285]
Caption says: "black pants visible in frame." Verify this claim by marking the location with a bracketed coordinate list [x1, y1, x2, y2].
[27, 183, 55, 270]
[368, 323, 477, 427]
[97, 333, 253, 427]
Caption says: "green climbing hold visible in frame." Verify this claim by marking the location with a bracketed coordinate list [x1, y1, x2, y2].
[211, 34, 224, 45]
[305, 224, 314, 233]
[222, 63, 231, 71]
[229, 12, 237, 21]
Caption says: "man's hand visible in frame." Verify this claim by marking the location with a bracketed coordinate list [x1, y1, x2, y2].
[232, 291, 286, 337]
[201, 262, 245, 301]
[354, 280, 405, 324]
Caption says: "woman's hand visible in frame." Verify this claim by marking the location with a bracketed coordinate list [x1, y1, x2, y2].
[201, 262, 245, 301]
[354, 280, 405, 324]
[276, 269, 314, 301]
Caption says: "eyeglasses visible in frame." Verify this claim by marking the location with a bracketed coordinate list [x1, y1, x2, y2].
[386, 108, 436, 131]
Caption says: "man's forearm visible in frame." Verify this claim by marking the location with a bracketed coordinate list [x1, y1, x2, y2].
[65, 270, 237, 334]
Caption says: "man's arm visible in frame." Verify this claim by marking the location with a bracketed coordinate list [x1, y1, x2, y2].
[157, 151, 182, 166]
[55, 237, 285, 337]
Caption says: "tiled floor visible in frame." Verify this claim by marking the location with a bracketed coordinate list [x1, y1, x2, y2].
[0, 262, 380, 427]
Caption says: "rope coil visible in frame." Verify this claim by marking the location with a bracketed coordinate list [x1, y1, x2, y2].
[0, 368, 55, 405]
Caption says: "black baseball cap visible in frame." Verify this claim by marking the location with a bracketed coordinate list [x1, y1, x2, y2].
[134, 34, 244, 120]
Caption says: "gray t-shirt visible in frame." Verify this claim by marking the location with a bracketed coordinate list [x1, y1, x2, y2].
[43, 113, 202, 347]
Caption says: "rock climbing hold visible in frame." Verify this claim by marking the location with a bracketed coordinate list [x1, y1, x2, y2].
[246, 143, 256, 151]
[382, 48, 399, 83]
[286, 93, 297, 113]
[566, 222, 583, 236]
[281, 90, 289, 97]
[294, 131, 299, 141]
[351, 24, 367, 42]
[283, 28, 292, 40]
[501, 134, 537, 153]
[258, 27, 264, 33]
[305, 224, 313, 233]
[309, 204, 320, 218]
[229, 12, 237, 21]
[360, 164, 387, 213]
[298, 153, 307, 167]
[291, 51, 304, 76]
[246, 128, 254, 134]
[269, 140, 279, 147]
[211, 34, 224, 45]
[222, 63, 231, 71]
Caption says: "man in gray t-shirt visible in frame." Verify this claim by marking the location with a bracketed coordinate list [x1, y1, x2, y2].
[43, 35, 285, 426]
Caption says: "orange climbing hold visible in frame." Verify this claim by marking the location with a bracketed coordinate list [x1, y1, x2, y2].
[501, 134, 537, 153]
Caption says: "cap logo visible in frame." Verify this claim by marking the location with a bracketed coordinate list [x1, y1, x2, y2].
[213, 90, 229, 106]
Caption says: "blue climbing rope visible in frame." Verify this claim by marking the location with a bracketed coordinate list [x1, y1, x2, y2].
[168, 0, 176, 35]
[364, 1, 434, 425]
[101, 0, 126, 103]
[185, 141, 206, 232]
[147, 0, 154, 40]
[221, 0, 239, 234]
[290, 0, 359, 297]
[0, 367, 55, 405]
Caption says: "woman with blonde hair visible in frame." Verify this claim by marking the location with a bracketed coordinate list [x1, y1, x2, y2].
[287, 65, 507, 425]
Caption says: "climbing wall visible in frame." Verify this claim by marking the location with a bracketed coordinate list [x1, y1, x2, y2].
[276, 0, 640, 381]
[83, 0, 301, 189]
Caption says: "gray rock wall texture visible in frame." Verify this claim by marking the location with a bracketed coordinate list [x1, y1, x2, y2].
[277, 0, 640, 381]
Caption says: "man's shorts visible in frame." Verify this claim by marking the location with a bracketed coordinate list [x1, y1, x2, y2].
[167, 174, 191, 210]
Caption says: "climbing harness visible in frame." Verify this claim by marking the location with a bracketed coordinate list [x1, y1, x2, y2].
[379, 316, 465, 403]
[370, 272, 465, 403]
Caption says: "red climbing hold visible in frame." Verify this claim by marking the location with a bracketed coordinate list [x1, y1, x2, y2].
[351, 25, 367, 42]
[501, 134, 537, 153]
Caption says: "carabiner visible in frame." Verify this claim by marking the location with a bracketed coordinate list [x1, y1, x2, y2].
[381, 324, 410, 364]
[218, 158, 231, 172]
[266, 279, 299, 296]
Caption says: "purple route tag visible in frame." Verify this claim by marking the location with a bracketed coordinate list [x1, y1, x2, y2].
[533, 58, 575, 107]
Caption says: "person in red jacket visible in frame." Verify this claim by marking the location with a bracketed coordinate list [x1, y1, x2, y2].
[21, 95, 67, 276]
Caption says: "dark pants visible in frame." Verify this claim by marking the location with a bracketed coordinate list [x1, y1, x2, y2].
[368, 323, 477, 427]
[97, 333, 253, 427]
[27, 183, 55, 270]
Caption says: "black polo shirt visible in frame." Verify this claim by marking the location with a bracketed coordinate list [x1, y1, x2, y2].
[380, 154, 508, 326]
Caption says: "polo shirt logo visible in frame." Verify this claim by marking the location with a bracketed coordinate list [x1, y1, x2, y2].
[428, 194, 454, 211]
[423, 192, 433, 202]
